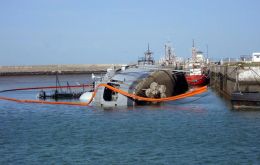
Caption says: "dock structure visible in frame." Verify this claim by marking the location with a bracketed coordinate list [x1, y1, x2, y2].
[0, 64, 122, 76]
[210, 62, 260, 109]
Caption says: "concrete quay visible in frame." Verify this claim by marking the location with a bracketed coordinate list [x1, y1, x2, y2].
[0, 64, 122, 76]
[210, 63, 260, 109]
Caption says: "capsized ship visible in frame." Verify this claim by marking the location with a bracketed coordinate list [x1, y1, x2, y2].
[80, 45, 189, 107]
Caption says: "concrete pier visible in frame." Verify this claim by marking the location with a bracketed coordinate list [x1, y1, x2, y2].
[0, 64, 122, 76]
[210, 63, 260, 109]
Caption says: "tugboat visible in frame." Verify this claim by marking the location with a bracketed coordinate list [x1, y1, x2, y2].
[80, 45, 189, 107]
[185, 41, 209, 86]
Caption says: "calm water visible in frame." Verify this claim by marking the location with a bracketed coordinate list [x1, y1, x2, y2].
[0, 75, 260, 164]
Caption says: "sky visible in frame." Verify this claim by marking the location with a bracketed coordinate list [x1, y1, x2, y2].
[0, 0, 260, 65]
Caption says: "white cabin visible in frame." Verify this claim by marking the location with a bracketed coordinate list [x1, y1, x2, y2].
[196, 51, 204, 62]
[252, 52, 260, 62]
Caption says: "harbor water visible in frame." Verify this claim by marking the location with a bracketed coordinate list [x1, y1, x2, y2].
[0, 75, 260, 164]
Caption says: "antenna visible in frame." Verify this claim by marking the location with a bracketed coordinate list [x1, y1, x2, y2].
[206, 44, 209, 59]
[165, 44, 167, 58]
[192, 39, 197, 60]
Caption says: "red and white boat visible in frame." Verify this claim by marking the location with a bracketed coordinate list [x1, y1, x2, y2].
[185, 62, 208, 86]
[185, 41, 209, 86]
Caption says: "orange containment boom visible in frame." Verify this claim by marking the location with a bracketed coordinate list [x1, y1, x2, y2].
[0, 84, 207, 106]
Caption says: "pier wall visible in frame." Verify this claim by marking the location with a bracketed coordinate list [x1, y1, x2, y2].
[0, 64, 122, 76]
[210, 64, 260, 96]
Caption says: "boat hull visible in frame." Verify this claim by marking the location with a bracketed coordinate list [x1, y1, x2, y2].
[185, 74, 208, 86]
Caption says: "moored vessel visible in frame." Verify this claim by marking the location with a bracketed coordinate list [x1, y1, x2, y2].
[185, 41, 209, 86]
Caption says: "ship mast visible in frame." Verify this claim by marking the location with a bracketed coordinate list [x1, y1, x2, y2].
[192, 39, 197, 61]
[164, 42, 175, 65]
[145, 44, 153, 62]
[138, 43, 154, 65]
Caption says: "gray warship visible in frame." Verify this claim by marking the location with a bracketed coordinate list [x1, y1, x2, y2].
[80, 45, 188, 107]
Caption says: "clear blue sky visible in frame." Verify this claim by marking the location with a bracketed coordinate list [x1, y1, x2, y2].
[0, 0, 260, 65]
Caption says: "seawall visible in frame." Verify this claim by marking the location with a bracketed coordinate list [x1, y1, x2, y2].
[210, 62, 260, 109]
[210, 63, 260, 94]
[0, 64, 123, 76]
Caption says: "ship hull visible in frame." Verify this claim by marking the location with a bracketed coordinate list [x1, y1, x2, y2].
[84, 66, 189, 107]
[185, 74, 208, 86]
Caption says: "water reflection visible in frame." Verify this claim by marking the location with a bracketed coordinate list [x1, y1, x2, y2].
[1, 75, 260, 164]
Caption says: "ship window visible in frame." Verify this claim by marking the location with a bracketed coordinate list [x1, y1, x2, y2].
[103, 83, 120, 101]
